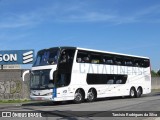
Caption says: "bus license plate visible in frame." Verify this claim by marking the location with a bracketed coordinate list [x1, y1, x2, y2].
[37, 97, 42, 100]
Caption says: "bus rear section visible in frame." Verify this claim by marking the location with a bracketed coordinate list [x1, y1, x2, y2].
[69, 49, 151, 103]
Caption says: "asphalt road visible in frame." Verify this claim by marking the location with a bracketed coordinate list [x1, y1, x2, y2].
[0, 92, 160, 120]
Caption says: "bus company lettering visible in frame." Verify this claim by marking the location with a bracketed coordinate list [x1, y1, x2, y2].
[79, 63, 148, 75]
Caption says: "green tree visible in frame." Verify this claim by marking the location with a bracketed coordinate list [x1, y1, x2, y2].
[157, 69, 160, 76]
[151, 70, 158, 77]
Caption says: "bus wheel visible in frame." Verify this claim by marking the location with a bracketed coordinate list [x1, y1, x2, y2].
[136, 87, 142, 98]
[130, 87, 136, 98]
[87, 89, 96, 102]
[74, 89, 84, 104]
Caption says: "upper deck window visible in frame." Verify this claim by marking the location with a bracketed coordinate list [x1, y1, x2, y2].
[33, 49, 59, 66]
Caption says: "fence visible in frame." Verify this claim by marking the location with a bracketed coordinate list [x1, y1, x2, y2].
[0, 70, 160, 100]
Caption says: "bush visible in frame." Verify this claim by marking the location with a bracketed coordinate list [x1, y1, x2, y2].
[151, 70, 159, 77]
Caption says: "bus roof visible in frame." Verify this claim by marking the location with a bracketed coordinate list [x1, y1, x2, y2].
[43, 46, 149, 59]
[76, 47, 149, 59]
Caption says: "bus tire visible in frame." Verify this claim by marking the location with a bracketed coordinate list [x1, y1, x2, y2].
[74, 89, 84, 104]
[130, 87, 136, 98]
[87, 89, 97, 102]
[136, 87, 142, 98]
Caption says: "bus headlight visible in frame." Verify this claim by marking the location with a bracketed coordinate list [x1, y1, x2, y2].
[44, 92, 53, 96]
[30, 92, 52, 96]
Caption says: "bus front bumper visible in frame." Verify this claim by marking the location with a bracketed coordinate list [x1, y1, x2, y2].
[30, 95, 74, 101]
[30, 95, 54, 101]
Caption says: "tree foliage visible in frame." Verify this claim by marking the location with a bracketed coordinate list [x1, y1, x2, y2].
[151, 70, 160, 77]
[157, 69, 160, 76]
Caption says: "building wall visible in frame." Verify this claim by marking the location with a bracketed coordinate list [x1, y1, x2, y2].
[0, 70, 30, 100]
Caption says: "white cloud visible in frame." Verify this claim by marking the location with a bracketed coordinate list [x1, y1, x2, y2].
[0, 13, 39, 29]
[0, 32, 30, 42]
[114, 44, 159, 52]
[59, 12, 116, 22]
[1, 2, 160, 29]
[47, 3, 160, 24]
[136, 5, 160, 16]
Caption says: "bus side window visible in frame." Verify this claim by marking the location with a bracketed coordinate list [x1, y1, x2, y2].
[116, 79, 122, 84]
[107, 79, 114, 84]
[76, 51, 90, 63]
[60, 51, 69, 63]
[125, 59, 133, 66]
[103, 56, 114, 65]
[134, 59, 149, 68]
[115, 57, 124, 65]
[57, 73, 71, 87]
[122, 75, 127, 84]
[107, 75, 115, 84]
[141, 59, 150, 68]
[60, 49, 75, 64]
[77, 52, 82, 63]
[83, 56, 90, 63]
[134, 59, 141, 67]
[77, 58, 82, 63]
[91, 54, 102, 64]
[115, 75, 127, 84]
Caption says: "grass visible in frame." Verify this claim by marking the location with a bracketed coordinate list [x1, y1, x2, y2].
[152, 89, 160, 92]
[0, 99, 31, 104]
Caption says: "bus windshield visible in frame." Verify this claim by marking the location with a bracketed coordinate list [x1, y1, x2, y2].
[33, 48, 59, 66]
[30, 70, 54, 90]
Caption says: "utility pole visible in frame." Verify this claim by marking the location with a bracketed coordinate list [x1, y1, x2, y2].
[1, 65, 3, 70]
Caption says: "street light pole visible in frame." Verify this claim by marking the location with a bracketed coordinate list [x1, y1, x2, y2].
[1, 65, 3, 70]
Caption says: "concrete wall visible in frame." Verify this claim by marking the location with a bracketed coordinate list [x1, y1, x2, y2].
[151, 77, 160, 89]
[0, 70, 30, 100]
[0, 70, 160, 100]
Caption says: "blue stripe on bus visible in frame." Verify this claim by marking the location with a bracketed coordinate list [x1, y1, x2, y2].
[53, 88, 57, 98]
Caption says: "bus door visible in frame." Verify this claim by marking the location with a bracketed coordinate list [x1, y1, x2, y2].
[55, 49, 76, 98]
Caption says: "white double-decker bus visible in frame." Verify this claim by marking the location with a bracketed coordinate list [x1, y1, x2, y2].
[23, 46, 151, 103]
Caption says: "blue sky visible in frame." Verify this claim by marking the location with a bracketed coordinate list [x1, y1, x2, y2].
[0, 0, 160, 70]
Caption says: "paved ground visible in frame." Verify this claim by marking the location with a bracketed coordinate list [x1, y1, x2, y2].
[0, 92, 160, 120]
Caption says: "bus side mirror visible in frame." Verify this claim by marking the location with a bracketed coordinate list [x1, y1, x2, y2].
[22, 70, 30, 81]
[50, 69, 55, 80]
